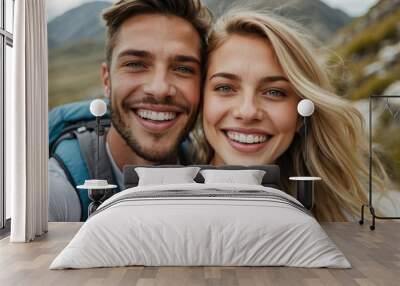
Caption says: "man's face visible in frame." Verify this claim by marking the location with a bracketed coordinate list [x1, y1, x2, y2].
[102, 14, 201, 162]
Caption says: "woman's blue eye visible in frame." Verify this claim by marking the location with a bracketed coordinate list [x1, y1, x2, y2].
[215, 85, 233, 93]
[265, 89, 285, 97]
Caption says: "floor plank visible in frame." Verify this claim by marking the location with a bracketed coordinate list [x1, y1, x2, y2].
[0, 221, 399, 286]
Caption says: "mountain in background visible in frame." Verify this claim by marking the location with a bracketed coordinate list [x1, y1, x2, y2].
[204, 0, 351, 42]
[48, 0, 352, 108]
[48, 1, 110, 49]
[48, 0, 351, 49]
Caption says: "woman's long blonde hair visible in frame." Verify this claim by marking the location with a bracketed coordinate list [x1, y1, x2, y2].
[190, 9, 388, 221]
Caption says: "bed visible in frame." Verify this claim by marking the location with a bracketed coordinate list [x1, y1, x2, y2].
[50, 165, 350, 269]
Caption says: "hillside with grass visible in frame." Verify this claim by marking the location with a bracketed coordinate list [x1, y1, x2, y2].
[330, 0, 400, 100]
[329, 0, 400, 188]
[48, 39, 105, 107]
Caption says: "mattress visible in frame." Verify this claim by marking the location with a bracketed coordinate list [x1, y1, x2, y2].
[50, 183, 351, 269]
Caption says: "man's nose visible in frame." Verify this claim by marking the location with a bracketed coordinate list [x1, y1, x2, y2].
[233, 94, 263, 122]
[143, 68, 171, 99]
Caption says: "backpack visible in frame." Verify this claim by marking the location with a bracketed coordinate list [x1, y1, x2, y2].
[49, 99, 192, 221]
[49, 99, 118, 221]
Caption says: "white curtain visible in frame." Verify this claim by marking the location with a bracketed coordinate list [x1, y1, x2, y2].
[7, 0, 48, 242]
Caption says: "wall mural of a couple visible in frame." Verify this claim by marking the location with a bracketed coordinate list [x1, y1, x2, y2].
[47, 0, 400, 225]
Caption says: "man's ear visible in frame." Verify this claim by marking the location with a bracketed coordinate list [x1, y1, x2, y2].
[101, 62, 111, 98]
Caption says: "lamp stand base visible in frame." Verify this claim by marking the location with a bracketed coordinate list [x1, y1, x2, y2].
[359, 204, 400, 231]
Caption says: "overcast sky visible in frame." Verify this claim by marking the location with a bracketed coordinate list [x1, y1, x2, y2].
[46, 0, 380, 21]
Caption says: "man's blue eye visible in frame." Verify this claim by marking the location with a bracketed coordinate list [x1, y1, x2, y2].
[175, 66, 193, 74]
[126, 62, 145, 69]
[215, 85, 233, 93]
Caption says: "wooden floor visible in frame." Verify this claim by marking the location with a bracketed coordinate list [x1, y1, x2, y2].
[0, 221, 399, 286]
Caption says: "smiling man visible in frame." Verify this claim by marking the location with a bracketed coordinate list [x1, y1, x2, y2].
[48, 0, 212, 222]
[102, 10, 204, 168]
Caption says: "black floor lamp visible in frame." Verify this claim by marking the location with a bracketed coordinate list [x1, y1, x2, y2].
[289, 99, 321, 210]
[359, 95, 400, 230]
[77, 99, 117, 217]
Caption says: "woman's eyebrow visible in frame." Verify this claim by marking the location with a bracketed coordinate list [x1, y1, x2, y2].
[209, 72, 240, 81]
[260, 75, 289, 83]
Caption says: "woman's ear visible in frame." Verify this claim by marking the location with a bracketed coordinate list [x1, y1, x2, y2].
[101, 62, 111, 98]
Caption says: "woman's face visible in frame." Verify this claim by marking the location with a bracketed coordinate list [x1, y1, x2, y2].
[203, 34, 301, 165]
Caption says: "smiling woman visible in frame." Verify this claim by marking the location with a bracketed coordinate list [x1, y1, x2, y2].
[203, 34, 300, 166]
[190, 9, 389, 221]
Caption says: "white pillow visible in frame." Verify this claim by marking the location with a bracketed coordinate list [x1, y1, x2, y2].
[200, 169, 266, 185]
[135, 167, 200, 186]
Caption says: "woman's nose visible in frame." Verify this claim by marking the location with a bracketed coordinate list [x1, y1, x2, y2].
[233, 95, 263, 121]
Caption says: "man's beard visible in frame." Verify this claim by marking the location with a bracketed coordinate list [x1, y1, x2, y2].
[109, 95, 198, 164]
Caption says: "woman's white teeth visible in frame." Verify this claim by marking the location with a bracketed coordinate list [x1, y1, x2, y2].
[226, 131, 268, 144]
[137, 109, 177, 121]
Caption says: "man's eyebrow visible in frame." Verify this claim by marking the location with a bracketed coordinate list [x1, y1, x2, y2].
[209, 72, 240, 81]
[117, 49, 153, 59]
[173, 55, 201, 66]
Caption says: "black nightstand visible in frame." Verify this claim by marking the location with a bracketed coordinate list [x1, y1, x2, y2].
[289, 176, 321, 210]
[77, 180, 117, 216]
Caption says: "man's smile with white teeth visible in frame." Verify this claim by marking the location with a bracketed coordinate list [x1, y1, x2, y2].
[136, 109, 177, 121]
[225, 130, 270, 144]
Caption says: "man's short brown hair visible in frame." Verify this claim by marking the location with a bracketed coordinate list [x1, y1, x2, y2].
[102, 0, 213, 69]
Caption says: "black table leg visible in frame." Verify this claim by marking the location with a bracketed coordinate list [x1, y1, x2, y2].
[296, 180, 314, 210]
[87, 188, 106, 217]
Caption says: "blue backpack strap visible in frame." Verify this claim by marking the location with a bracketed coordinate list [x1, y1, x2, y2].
[52, 135, 91, 221]
[49, 99, 110, 148]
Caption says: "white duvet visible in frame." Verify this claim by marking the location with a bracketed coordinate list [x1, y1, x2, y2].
[50, 183, 351, 269]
